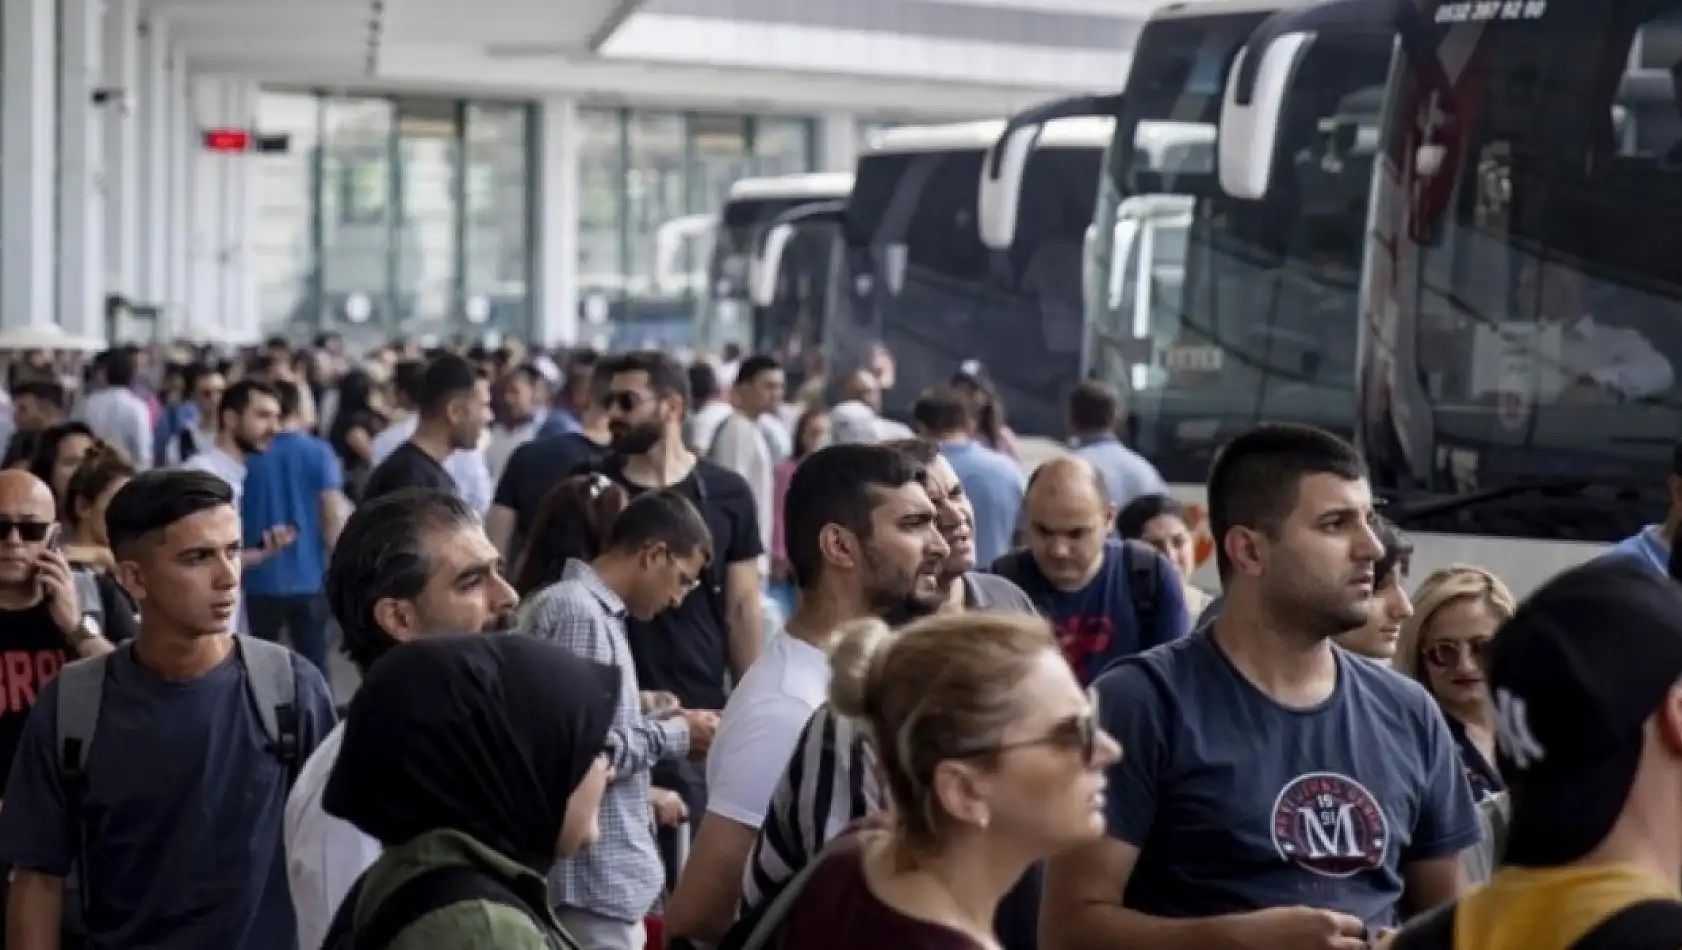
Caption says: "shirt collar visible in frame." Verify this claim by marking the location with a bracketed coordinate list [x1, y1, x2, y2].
[563, 559, 627, 617]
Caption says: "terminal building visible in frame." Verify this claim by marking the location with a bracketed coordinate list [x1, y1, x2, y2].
[0, 0, 1152, 348]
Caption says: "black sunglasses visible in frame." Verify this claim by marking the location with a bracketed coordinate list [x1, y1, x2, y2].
[0, 518, 53, 543]
[600, 390, 648, 413]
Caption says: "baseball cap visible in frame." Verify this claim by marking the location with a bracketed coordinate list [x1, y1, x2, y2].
[1486, 558, 1682, 866]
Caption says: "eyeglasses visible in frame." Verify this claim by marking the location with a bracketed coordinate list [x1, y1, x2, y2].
[0, 518, 53, 543]
[600, 390, 648, 413]
[1422, 637, 1492, 669]
[665, 550, 702, 596]
[963, 689, 1101, 766]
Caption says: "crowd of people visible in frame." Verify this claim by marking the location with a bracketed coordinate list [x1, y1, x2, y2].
[0, 336, 1675, 950]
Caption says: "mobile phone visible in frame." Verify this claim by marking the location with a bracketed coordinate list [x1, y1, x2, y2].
[47, 525, 62, 554]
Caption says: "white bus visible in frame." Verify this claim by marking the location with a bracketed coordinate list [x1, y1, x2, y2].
[1223, 0, 1682, 594]
[981, 0, 1393, 581]
[699, 172, 853, 352]
[831, 118, 1110, 438]
[748, 197, 847, 388]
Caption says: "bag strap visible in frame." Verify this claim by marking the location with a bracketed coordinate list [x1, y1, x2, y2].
[356, 865, 544, 950]
[1118, 539, 1161, 636]
[739, 837, 857, 950]
[1388, 900, 1457, 950]
[1571, 899, 1682, 950]
[233, 635, 301, 785]
[55, 649, 116, 922]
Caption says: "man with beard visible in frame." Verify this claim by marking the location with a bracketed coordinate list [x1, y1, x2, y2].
[664, 443, 946, 945]
[362, 354, 492, 506]
[1043, 424, 1481, 950]
[283, 488, 519, 950]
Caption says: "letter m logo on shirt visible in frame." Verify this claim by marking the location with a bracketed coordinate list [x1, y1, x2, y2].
[1494, 687, 1545, 769]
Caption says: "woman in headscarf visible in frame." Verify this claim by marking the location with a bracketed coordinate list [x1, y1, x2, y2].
[321, 635, 618, 949]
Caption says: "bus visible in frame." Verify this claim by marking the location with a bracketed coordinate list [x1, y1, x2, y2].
[698, 172, 853, 353]
[748, 198, 846, 389]
[830, 118, 1109, 438]
[980, 0, 1394, 581]
[1223, 0, 1682, 594]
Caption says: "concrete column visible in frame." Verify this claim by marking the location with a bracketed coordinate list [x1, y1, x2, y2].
[104, 0, 141, 301]
[166, 46, 190, 337]
[819, 111, 859, 172]
[533, 97, 580, 347]
[1, 0, 59, 332]
[137, 17, 168, 304]
[58, 0, 109, 341]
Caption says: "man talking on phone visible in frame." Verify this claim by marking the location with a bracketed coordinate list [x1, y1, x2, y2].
[0, 470, 134, 934]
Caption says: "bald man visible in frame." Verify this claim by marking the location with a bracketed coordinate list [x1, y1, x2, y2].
[992, 456, 1188, 683]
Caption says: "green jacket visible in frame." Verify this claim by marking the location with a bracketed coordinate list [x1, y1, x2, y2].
[351, 828, 581, 950]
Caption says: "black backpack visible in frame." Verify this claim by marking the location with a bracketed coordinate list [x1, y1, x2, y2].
[990, 539, 1163, 634]
[1391, 897, 1682, 950]
[321, 865, 551, 950]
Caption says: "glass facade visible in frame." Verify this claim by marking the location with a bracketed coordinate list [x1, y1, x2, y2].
[576, 108, 816, 350]
[254, 90, 535, 346]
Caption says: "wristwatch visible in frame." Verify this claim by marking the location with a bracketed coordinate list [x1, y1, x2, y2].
[67, 613, 102, 647]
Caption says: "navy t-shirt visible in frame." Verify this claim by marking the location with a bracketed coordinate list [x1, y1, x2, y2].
[0, 643, 336, 950]
[1008, 541, 1189, 683]
[1095, 630, 1482, 928]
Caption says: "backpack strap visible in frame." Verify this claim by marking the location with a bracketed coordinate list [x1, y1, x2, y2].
[55, 649, 117, 922]
[233, 635, 301, 785]
[1571, 899, 1682, 950]
[1117, 539, 1162, 639]
[1387, 900, 1457, 950]
[735, 837, 858, 950]
[352, 865, 546, 950]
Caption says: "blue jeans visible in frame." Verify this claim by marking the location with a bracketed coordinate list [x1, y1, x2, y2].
[245, 593, 331, 687]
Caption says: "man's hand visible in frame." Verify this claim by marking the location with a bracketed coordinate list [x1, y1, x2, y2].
[650, 788, 688, 828]
[37, 551, 82, 638]
[245, 525, 299, 567]
[1234, 907, 1369, 950]
[683, 710, 720, 758]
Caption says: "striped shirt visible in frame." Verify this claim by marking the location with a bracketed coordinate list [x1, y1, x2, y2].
[738, 572, 1035, 917]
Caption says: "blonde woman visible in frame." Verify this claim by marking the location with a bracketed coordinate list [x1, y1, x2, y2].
[1394, 565, 1518, 803]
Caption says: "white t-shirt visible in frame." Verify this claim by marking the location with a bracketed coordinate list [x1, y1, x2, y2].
[284, 722, 383, 950]
[704, 631, 831, 830]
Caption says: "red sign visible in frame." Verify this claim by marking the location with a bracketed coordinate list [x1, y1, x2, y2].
[201, 128, 252, 152]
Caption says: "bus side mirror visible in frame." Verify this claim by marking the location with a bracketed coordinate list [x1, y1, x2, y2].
[979, 123, 1042, 250]
[1218, 33, 1316, 200]
[749, 223, 796, 308]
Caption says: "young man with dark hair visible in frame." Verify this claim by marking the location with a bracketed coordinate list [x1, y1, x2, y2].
[526, 488, 720, 947]
[0, 469, 337, 950]
[913, 386, 1024, 566]
[182, 379, 282, 506]
[10, 381, 66, 441]
[284, 487, 518, 950]
[369, 358, 493, 513]
[164, 363, 226, 466]
[710, 354, 786, 566]
[665, 443, 947, 945]
[1045, 424, 1480, 948]
[79, 348, 152, 471]
[362, 354, 491, 504]
[1067, 380, 1165, 511]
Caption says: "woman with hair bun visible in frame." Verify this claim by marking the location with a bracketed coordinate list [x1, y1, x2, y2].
[770, 612, 1119, 949]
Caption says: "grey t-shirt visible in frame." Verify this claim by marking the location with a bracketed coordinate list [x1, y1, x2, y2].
[0, 644, 336, 950]
[1096, 630, 1481, 928]
[965, 571, 1037, 613]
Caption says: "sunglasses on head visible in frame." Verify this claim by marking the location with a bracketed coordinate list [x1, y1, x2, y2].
[1423, 638, 1492, 669]
[0, 518, 53, 543]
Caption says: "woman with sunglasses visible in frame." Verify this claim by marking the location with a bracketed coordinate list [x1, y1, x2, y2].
[771, 612, 1118, 949]
[1393, 565, 1518, 803]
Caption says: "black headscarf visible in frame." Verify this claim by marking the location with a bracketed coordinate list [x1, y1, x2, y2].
[322, 635, 619, 874]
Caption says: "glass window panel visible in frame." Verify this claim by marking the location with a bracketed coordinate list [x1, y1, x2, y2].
[753, 117, 814, 176]
[320, 97, 395, 343]
[623, 112, 689, 347]
[394, 99, 460, 333]
[689, 113, 750, 216]
[464, 102, 531, 338]
[578, 108, 626, 331]
[253, 92, 321, 337]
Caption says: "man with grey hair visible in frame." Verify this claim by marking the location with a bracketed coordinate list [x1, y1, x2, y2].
[283, 488, 520, 950]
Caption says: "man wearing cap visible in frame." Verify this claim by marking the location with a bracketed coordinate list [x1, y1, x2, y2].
[1386, 558, 1682, 950]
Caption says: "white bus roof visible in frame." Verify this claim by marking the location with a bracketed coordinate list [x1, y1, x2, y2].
[867, 116, 1115, 155]
[1146, 0, 1298, 20]
[726, 172, 854, 202]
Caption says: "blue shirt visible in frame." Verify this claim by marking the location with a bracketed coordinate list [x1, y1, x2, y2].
[0, 644, 337, 950]
[241, 431, 343, 596]
[1071, 435, 1167, 508]
[1007, 541, 1188, 683]
[1604, 524, 1669, 576]
[940, 439, 1025, 567]
[1095, 630, 1482, 928]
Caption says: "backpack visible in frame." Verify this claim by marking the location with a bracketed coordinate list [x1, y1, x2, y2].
[54, 635, 301, 926]
[1390, 897, 1682, 950]
[320, 865, 551, 950]
[990, 539, 1163, 635]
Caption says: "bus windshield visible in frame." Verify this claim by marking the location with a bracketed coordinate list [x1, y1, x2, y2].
[760, 213, 843, 378]
[832, 144, 1101, 436]
[701, 196, 824, 350]
[1085, 10, 1392, 482]
[1362, 0, 1682, 543]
